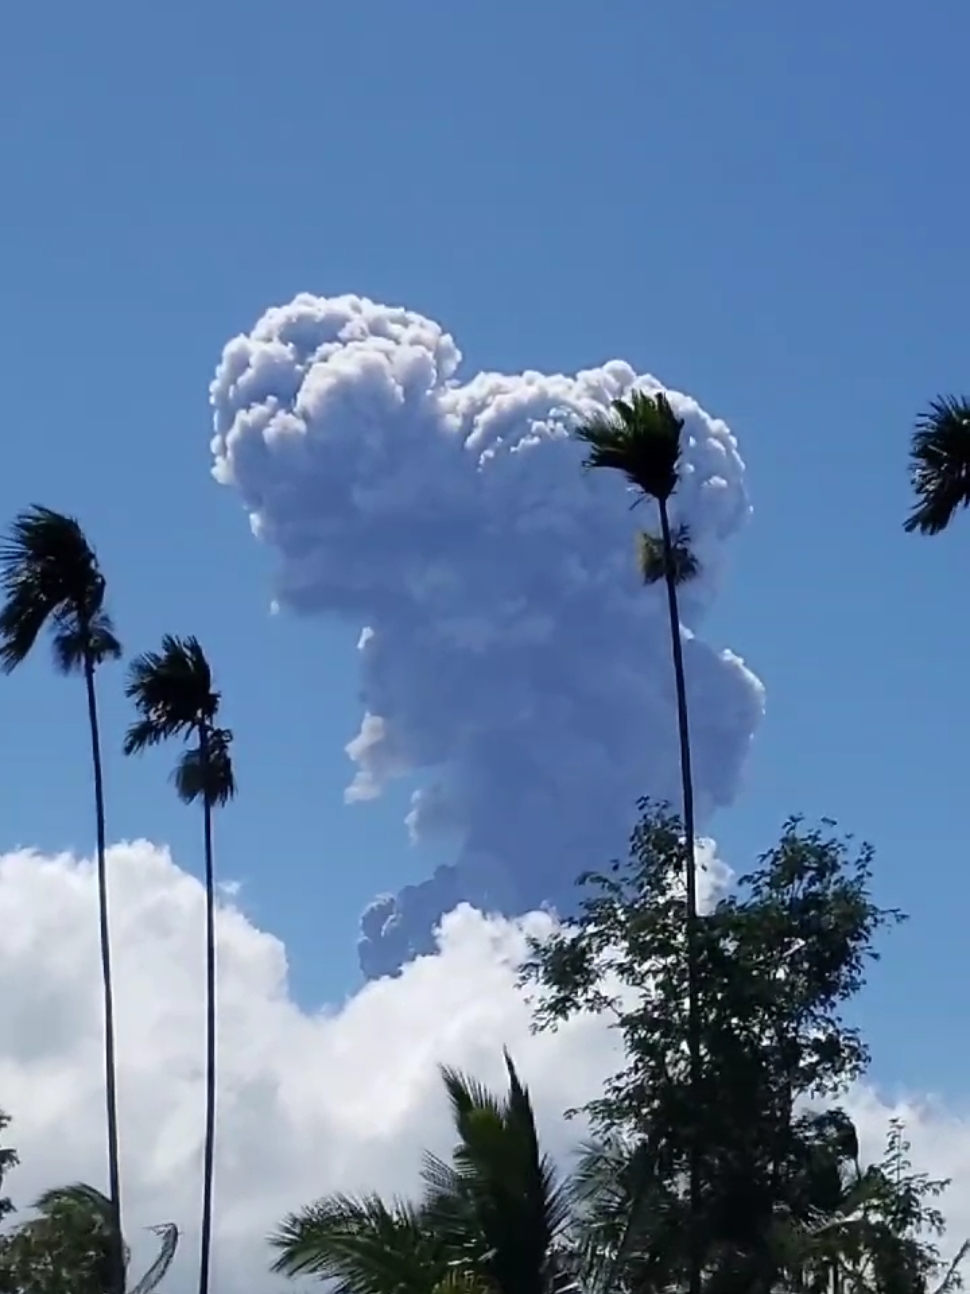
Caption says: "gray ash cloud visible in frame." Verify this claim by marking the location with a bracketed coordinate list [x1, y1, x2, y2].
[210, 293, 764, 979]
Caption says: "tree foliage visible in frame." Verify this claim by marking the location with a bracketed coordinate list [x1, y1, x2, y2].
[272, 1052, 575, 1294]
[0, 506, 121, 675]
[520, 802, 960, 1293]
[905, 396, 970, 536]
[574, 390, 684, 503]
[0, 1177, 178, 1294]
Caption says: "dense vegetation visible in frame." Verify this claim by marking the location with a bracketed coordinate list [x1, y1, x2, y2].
[0, 390, 966, 1292]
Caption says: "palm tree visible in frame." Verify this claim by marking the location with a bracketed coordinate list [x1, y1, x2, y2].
[574, 390, 702, 1294]
[0, 506, 125, 1294]
[904, 395, 970, 535]
[567, 1133, 684, 1294]
[0, 1182, 178, 1294]
[271, 1052, 575, 1294]
[122, 635, 235, 1294]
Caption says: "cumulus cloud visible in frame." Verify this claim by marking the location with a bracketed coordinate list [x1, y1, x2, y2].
[0, 846, 968, 1294]
[209, 294, 766, 978]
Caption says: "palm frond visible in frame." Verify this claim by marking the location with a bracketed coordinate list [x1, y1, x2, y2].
[124, 634, 220, 756]
[638, 525, 700, 587]
[122, 716, 172, 757]
[440, 1066, 507, 1132]
[931, 1237, 970, 1294]
[575, 390, 684, 502]
[172, 728, 237, 807]
[428, 1052, 571, 1294]
[51, 607, 122, 675]
[0, 584, 51, 672]
[129, 1222, 179, 1294]
[125, 634, 217, 731]
[905, 395, 970, 535]
[568, 1136, 682, 1294]
[0, 506, 117, 674]
[272, 1056, 576, 1294]
[422, 1151, 463, 1200]
[270, 1192, 451, 1294]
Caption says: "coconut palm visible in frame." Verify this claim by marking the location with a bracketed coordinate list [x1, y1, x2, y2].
[574, 390, 702, 1294]
[0, 1182, 178, 1294]
[271, 1052, 575, 1294]
[904, 395, 970, 535]
[566, 1133, 683, 1294]
[0, 506, 125, 1294]
[122, 635, 235, 1294]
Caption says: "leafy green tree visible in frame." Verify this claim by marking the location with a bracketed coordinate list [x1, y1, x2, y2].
[0, 507, 125, 1294]
[905, 395, 970, 535]
[0, 1182, 178, 1294]
[574, 392, 703, 1294]
[520, 802, 961, 1293]
[123, 635, 235, 1294]
[271, 1052, 575, 1294]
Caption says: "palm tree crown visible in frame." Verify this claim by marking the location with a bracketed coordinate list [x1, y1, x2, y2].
[0, 505, 121, 673]
[577, 391, 700, 595]
[575, 389, 684, 503]
[637, 525, 699, 588]
[271, 1052, 572, 1294]
[125, 634, 218, 744]
[172, 726, 236, 807]
[124, 635, 235, 806]
[905, 395, 970, 535]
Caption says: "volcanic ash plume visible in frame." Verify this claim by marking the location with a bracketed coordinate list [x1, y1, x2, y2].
[210, 293, 765, 979]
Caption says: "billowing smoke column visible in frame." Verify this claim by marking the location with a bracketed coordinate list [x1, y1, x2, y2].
[209, 294, 765, 980]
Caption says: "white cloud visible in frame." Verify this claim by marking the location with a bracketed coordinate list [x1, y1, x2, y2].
[0, 844, 966, 1294]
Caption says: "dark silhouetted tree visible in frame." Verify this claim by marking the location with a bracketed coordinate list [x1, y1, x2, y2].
[521, 803, 963, 1293]
[0, 506, 125, 1294]
[574, 392, 702, 1294]
[123, 635, 235, 1294]
[905, 396, 970, 535]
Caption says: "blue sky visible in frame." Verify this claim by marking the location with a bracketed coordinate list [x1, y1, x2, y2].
[1, 0, 968, 1098]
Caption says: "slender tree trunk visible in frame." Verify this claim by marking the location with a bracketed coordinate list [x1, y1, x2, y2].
[658, 497, 701, 1294]
[198, 726, 217, 1294]
[84, 657, 126, 1294]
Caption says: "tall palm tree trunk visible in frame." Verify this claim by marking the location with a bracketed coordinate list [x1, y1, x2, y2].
[198, 727, 217, 1294]
[658, 497, 701, 1294]
[84, 657, 125, 1294]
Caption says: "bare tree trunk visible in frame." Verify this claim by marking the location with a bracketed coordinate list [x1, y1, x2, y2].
[85, 657, 125, 1294]
[658, 497, 701, 1294]
[198, 726, 217, 1294]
